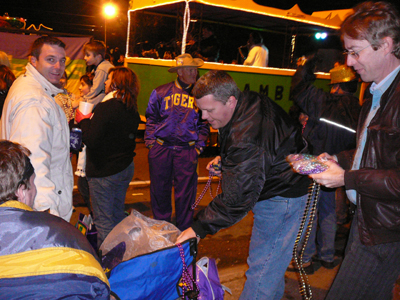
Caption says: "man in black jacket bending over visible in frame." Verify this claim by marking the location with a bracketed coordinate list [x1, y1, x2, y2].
[176, 70, 310, 300]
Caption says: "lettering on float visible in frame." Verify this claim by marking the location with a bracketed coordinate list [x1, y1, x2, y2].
[164, 93, 195, 110]
[243, 84, 284, 101]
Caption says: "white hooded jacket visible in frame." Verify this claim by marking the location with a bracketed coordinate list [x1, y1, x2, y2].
[1, 63, 73, 221]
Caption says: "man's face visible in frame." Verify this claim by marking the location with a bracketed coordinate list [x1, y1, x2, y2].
[248, 35, 254, 46]
[177, 67, 198, 85]
[84, 51, 101, 66]
[196, 94, 237, 129]
[30, 44, 66, 86]
[343, 35, 387, 84]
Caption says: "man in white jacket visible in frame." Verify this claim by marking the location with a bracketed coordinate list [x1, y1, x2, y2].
[0, 36, 73, 221]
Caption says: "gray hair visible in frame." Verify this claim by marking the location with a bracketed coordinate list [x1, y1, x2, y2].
[192, 70, 240, 103]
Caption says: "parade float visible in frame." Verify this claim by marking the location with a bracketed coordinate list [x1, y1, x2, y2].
[124, 0, 355, 118]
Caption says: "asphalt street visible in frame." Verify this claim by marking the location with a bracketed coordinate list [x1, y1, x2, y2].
[71, 141, 400, 300]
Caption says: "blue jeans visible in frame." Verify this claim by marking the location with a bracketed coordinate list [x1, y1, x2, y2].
[240, 194, 308, 300]
[88, 162, 134, 248]
[302, 189, 337, 263]
[326, 212, 400, 300]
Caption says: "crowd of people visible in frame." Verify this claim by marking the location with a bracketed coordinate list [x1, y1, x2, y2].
[1, 1, 400, 299]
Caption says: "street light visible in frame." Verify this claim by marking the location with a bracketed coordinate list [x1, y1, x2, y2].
[103, 3, 117, 48]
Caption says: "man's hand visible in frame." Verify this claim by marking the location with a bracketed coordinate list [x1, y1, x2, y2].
[317, 152, 338, 162]
[206, 156, 222, 177]
[310, 160, 345, 188]
[176, 227, 199, 244]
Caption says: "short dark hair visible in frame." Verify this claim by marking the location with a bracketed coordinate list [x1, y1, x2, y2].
[193, 70, 240, 104]
[0, 140, 32, 204]
[341, 1, 400, 59]
[250, 32, 263, 45]
[30, 36, 66, 60]
[80, 73, 94, 89]
[83, 40, 106, 59]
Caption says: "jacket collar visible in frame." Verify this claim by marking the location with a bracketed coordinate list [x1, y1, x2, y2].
[375, 67, 400, 110]
[0, 200, 33, 211]
[102, 91, 116, 102]
[219, 92, 243, 138]
[25, 63, 64, 97]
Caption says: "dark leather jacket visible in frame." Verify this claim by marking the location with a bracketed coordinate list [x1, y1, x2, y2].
[337, 70, 400, 246]
[192, 91, 310, 238]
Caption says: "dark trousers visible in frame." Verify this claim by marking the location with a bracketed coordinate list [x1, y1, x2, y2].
[326, 212, 400, 300]
[302, 188, 337, 263]
[148, 143, 198, 231]
[77, 176, 91, 212]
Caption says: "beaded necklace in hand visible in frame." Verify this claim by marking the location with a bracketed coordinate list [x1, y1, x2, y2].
[191, 170, 221, 210]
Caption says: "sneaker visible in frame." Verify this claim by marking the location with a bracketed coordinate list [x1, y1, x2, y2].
[320, 260, 336, 269]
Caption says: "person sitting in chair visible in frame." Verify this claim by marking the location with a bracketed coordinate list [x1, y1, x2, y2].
[0, 140, 110, 299]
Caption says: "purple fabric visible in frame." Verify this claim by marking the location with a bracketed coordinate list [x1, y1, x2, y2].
[192, 257, 225, 300]
[144, 80, 209, 149]
[148, 143, 198, 230]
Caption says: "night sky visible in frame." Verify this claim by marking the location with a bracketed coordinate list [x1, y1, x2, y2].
[2, 0, 400, 54]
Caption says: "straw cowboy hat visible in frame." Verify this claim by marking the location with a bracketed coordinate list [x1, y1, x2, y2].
[168, 53, 204, 73]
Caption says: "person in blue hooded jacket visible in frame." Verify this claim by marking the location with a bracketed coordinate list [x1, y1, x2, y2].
[0, 139, 110, 300]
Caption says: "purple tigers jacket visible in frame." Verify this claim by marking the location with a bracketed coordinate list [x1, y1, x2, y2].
[144, 79, 210, 150]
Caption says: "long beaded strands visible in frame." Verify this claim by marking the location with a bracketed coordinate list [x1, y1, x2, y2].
[292, 180, 320, 300]
[191, 170, 221, 210]
[176, 243, 199, 299]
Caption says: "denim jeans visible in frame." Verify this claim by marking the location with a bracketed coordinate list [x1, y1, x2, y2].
[88, 162, 134, 248]
[326, 212, 400, 300]
[239, 194, 308, 300]
[302, 189, 337, 263]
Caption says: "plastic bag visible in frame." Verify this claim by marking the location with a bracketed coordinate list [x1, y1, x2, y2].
[100, 209, 181, 262]
[286, 154, 329, 175]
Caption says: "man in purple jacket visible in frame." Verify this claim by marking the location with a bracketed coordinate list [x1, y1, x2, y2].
[145, 53, 210, 230]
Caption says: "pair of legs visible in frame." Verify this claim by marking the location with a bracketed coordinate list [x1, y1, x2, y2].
[325, 212, 400, 300]
[88, 162, 134, 248]
[239, 194, 308, 300]
[302, 188, 337, 264]
[148, 143, 198, 231]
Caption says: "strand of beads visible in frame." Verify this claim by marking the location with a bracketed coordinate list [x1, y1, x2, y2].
[191, 170, 221, 210]
[176, 243, 198, 299]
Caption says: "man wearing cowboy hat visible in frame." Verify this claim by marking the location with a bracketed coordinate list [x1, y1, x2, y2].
[145, 53, 210, 231]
